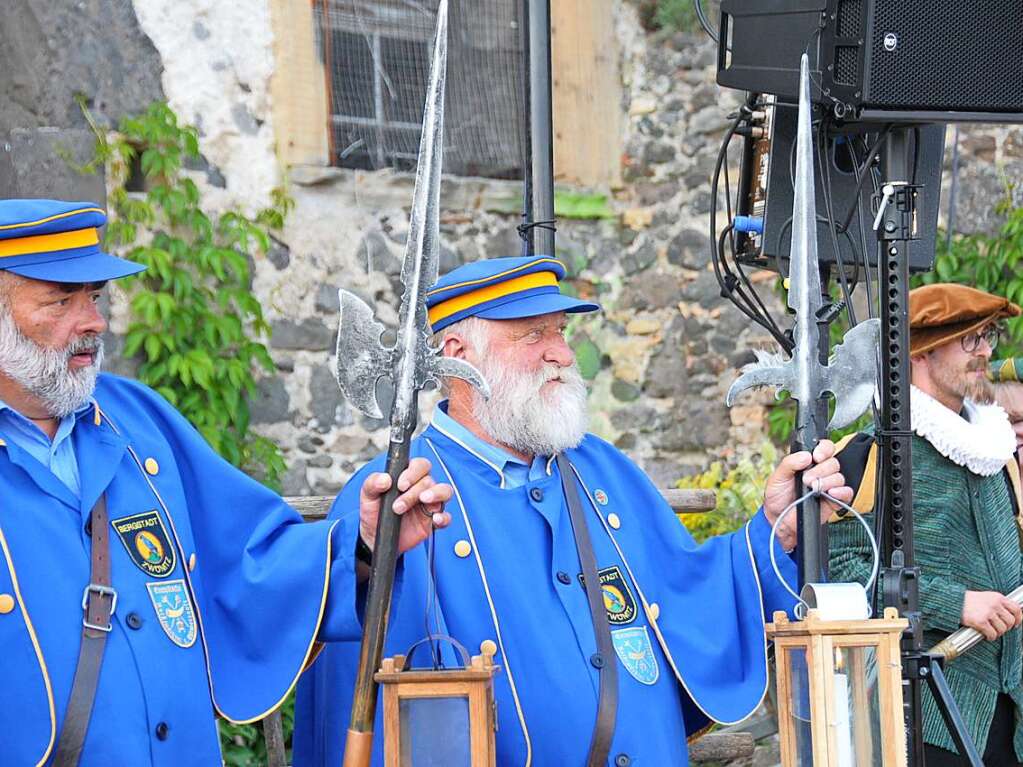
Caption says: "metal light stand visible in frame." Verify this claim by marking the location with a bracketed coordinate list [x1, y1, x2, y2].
[875, 128, 983, 767]
[519, 0, 556, 258]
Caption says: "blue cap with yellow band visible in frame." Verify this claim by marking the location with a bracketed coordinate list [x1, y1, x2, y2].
[0, 199, 145, 283]
[426, 255, 600, 332]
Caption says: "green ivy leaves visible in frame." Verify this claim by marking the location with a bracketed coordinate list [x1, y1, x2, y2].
[91, 102, 291, 487]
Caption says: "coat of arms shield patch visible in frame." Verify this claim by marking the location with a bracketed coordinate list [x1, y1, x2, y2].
[111, 510, 176, 577]
[612, 626, 659, 685]
[146, 579, 197, 648]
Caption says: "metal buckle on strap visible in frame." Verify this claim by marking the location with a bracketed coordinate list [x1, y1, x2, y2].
[81, 583, 117, 632]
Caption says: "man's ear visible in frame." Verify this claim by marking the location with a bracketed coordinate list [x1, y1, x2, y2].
[441, 333, 466, 360]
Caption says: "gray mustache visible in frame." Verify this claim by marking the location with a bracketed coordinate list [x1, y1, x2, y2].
[66, 336, 104, 357]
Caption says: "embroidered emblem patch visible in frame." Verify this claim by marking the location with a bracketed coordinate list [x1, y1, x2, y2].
[594, 489, 609, 505]
[146, 580, 197, 648]
[612, 626, 659, 685]
[579, 565, 637, 625]
[111, 511, 176, 577]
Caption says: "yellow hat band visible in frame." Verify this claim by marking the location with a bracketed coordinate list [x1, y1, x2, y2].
[0, 227, 100, 259]
[428, 271, 559, 327]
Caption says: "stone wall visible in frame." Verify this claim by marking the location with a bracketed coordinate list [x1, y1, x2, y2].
[0, 0, 1015, 496]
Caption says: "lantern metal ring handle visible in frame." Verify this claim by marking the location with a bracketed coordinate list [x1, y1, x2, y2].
[768, 486, 880, 618]
[401, 633, 473, 671]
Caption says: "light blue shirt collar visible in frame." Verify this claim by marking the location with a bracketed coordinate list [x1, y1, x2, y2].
[430, 401, 554, 489]
[0, 396, 94, 497]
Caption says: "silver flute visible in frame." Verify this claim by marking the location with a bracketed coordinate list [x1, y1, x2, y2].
[929, 585, 1023, 662]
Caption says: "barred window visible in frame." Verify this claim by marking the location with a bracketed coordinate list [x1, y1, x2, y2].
[315, 0, 525, 179]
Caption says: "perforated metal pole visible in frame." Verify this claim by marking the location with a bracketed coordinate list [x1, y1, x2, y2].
[877, 127, 923, 767]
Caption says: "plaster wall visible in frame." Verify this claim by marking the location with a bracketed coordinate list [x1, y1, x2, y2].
[2, 0, 1012, 497]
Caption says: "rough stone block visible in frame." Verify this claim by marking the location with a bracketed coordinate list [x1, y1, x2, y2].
[315, 284, 341, 314]
[309, 365, 353, 428]
[667, 228, 709, 269]
[251, 377, 291, 424]
[271, 318, 333, 351]
[0, 0, 163, 132]
[280, 459, 309, 496]
[0, 128, 104, 201]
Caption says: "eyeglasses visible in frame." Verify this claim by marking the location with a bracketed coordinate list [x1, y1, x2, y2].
[960, 325, 1001, 353]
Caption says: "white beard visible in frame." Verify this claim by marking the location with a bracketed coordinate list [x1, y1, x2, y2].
[471, 353, 589, 457]
[0, 307, 103, 418]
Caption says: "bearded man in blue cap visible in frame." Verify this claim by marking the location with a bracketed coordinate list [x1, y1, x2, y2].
[0, 199, 452, 767]
[294, 255, 854, 767]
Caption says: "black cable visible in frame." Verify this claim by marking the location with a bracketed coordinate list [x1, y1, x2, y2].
[517, 219, 557, 238]
[693, 0, 719, 44]
[708, 96, 797, 352]
[776, 215, 859, 262]
[819, 124, 857, 326]
[837, 125, 892, 234]
[709, 112, 792, 351]
[911, 126, 922, 185]
[848, 139, 875, 317]
[716, 226, 764, 326]
[729, 236, 784, 340]
[729, 98, 789, 345]
[845, 137, 882, 442]
[709, 113, 747, 293]
[424, 525, 442, 668]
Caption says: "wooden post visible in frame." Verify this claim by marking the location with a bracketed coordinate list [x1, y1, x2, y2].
[262, 709, 287, 767]
[550, 0, 622, 187]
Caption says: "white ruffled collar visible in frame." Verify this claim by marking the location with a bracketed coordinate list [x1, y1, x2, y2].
[910, 385, 1016, 476]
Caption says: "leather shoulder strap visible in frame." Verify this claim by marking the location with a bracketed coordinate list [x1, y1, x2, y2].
[53, 495, 114, 767]
[557, 454, 618, 767]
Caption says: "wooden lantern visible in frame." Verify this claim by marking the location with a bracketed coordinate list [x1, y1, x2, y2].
[375, 642, 500, 767]
[768, 607, 908, 767]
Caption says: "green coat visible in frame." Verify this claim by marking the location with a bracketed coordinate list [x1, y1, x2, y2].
[830, 432, 1023, 757]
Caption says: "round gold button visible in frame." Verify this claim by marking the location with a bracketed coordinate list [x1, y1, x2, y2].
[648, 602, 660, 621]
[0, 438, 6, 447]
[188, 553, 197, 571]
[0, 593, 15, 614]
[144, 458, 160, 476]
[607, 513, 621, 530]
[480, 639, 498, 656]
[454, 539, 472, 558]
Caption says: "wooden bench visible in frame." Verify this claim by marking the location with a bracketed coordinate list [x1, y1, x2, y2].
[257, 488, 758, 766]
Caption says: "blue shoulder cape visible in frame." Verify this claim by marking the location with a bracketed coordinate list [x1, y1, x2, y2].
[294, 423, 796, 767]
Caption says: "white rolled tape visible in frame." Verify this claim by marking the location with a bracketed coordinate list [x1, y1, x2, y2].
[800, 582, 871, 621]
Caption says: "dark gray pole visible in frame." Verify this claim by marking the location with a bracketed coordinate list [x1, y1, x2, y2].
[527, 0, 556, 257]
[877, 127, 924, 767]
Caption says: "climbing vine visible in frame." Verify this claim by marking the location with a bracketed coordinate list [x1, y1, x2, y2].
[84, 101, 289, 489]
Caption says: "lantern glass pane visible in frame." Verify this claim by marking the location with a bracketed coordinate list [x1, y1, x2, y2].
[832, 645, 882, 767]
[786, 646, 814, 764]
[398, 695, 472, 767]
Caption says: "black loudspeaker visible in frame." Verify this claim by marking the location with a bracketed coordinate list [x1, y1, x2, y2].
[733, 102, 944, 274]
[718, 0, 1023, 121]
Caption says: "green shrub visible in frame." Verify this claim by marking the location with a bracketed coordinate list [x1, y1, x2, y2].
[87, 102, 290, 487]
[633, 0, 717, 34]
[219, 697, 294, 767]
[676, 442, 778, 542]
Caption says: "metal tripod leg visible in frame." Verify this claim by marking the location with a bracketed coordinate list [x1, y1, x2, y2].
[923, 658, 984, 766]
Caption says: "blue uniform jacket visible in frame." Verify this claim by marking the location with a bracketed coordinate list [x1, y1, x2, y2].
[0, 374, 364, 767]
[294, 419, 797, 766]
